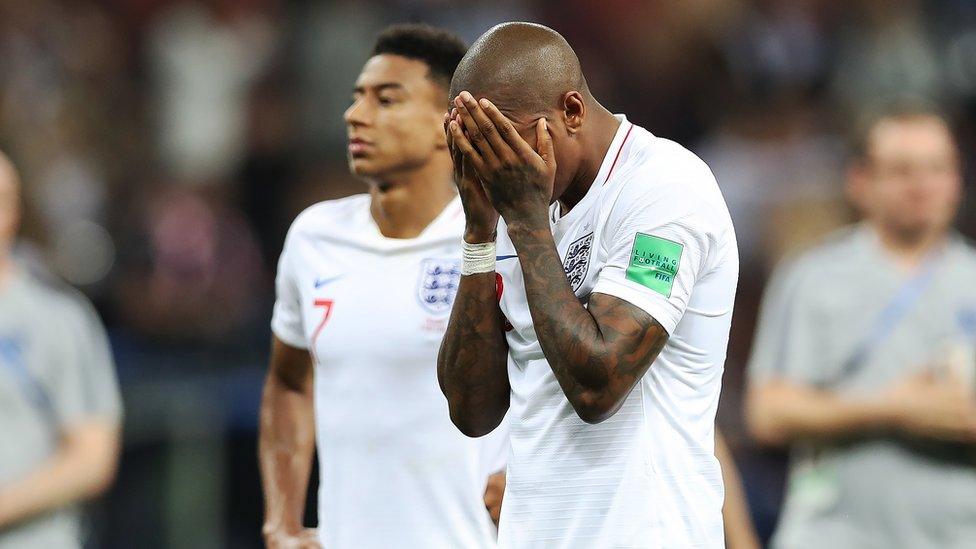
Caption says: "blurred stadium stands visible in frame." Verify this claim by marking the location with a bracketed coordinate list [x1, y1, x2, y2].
[0, 0, 973, 546]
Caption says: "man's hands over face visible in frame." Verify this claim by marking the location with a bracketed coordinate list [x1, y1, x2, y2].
[446, 91, 556, 231]
[445, 108, 499, 243]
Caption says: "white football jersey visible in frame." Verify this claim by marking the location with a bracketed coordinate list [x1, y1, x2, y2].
[495, 116, 739, 548]
[272, 194, 507, 549]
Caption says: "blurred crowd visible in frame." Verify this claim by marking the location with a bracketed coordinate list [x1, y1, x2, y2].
[0, 0, 974, 547]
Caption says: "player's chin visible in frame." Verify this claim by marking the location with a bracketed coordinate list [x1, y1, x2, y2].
[348, 156, 381, 177]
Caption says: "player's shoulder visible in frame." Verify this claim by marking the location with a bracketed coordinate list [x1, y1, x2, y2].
[622, 126, 716, 187]
[609, 125, 728, 229]
[612, 127, 720, 211]
[285, 194, 371, 242]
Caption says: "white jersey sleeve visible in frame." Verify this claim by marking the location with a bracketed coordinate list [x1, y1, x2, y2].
[591, 164, 714, 335]
[271, 225, 308, 349]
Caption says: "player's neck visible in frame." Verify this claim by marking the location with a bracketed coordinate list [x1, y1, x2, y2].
[368, 155, 457, 239]
[558, 109, 621, 213]
[872, 222, 948, 271]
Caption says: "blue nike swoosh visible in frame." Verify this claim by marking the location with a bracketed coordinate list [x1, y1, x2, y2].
[496, 255, 518, 261]
[314, 275, 344, 289]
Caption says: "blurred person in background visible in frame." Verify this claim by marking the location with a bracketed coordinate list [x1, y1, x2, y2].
[259, 25, 507, 549]
[0, 151, 122, 548]
[746, 102, 976, 548]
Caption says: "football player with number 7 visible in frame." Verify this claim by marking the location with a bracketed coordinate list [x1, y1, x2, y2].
[259, 25, 507, 549]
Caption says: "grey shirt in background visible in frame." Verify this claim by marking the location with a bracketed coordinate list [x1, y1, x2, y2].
[0, 272, 122, 549]
[748, 224, 976, 549]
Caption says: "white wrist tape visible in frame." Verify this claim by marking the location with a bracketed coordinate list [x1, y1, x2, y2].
[461, 240, 496, 275]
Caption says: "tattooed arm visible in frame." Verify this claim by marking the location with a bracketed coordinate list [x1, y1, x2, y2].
[507, 220, 668, 423]
[437, 109, 511, 438]
[449, 91, 669, 423]
[437, 270, 511, 436]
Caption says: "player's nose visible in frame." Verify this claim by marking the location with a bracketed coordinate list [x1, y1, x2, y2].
[344, 98, 370, 127]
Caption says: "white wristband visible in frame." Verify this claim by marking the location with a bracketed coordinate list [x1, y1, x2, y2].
[461, 240, 496, 275]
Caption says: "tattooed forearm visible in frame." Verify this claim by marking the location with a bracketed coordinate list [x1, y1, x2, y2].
[507, 221, 669, 423]
[437, 272, 511, 437]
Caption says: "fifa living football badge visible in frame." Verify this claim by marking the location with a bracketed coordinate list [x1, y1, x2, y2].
[563, 232, 594, 292]
[418, 258, 461, 314]
[627, 233, 682, 297]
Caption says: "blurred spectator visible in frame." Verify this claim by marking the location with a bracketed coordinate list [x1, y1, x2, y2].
[147, 0, 281, 181]
[0, 152, 122, 548]
[112, 183, 265, 344]
[830, 2, 942, 117]
[745, 103, 976, 548]
[0, 0, 131, 292]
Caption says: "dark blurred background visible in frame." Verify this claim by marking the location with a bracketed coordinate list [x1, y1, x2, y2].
[0, 0, 974, 547]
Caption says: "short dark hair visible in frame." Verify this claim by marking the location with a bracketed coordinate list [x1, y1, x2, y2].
[850, 98, 954, 162]
[371, 24, 467, 89]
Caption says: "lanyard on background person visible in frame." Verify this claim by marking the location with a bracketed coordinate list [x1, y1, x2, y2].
[826, 247, 944, 387]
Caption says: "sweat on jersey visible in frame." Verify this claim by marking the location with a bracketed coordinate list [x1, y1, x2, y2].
[494, 116, 739, 548]
[271, 195, 507, 549]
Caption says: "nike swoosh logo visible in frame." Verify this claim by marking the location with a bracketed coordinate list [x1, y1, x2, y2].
[314, 275, 344, 289]
[496, 255, 518, 261]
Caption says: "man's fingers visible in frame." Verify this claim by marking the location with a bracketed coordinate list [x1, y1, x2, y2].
[449, 120, 487, 175]
[444, 119, 463, 178]
[458, 92, 516, 163]
[454, 95, 500, 166]
[536, 118, 556, 170]
[480, 98, 537, 160]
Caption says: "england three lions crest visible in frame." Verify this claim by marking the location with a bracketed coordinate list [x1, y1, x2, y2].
[418, 258, 461, 314]
[563, 232, 594, 292]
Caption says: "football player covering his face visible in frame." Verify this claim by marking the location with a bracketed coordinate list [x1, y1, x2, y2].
[439, 22, 741, 547]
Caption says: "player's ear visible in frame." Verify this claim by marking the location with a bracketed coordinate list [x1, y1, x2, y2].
[561, 91, 585, 135]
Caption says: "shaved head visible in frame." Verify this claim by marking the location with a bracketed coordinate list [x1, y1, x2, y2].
[449, 22, 620, 208]
[450, 22, 588, 116]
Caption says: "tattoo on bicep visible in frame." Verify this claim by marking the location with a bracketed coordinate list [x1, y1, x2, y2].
[515, 231, 668, 406]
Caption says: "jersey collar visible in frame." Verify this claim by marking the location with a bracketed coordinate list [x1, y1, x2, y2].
[550, 114, 633, 227]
